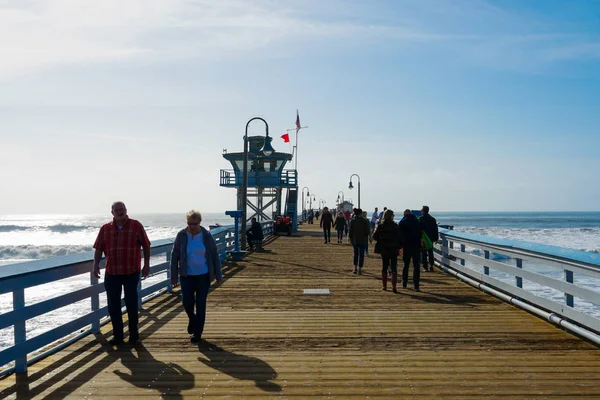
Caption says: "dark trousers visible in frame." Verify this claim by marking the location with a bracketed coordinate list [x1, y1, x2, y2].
[402, 247, 421, 288]
[104, 272, 140, 340]
[381, 252, 398, 273]
[353, 245, 365, 267]
[323, 227, 331, 242]
[180, 274, 210, 337]
[422, 248, 434, 267]
[336, 229, 344, 241]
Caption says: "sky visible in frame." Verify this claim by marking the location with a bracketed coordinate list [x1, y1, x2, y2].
[1, 0, 599, 214]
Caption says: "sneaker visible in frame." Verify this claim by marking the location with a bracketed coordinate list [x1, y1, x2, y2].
[187, 320, 194, 335]
[358, 268, 363, 275]
[190, 335, 200, 344]
[414, 287, 421, 292]
[128, 334, 139, 344]
[392, 288, 398, 294]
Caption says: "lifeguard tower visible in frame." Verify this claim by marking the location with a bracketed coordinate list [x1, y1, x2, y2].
[220, 135, 298, 232]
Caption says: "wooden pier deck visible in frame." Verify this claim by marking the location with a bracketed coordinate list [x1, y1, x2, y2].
[2, 224, 600, 399]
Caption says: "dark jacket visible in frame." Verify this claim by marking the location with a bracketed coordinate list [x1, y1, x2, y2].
[320, 211, 334, 229]
[373, 220, 401, 254]
[170, 227, 223, 282]
[349, 216, 370, 246]
[334, 216, 346, 231]
[399, 214, 422, 249]
[419, 213, 439, 242]
[248, 221, 264, 240]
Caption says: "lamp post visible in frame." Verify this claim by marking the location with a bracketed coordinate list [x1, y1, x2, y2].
[301, 186, 310, 214]
[348, 174, 361, 209]
[309, 195, 315, 213]
[319, 199, 326, 209]
[241, 117, 274, 250]
[337, 191, 344, 206]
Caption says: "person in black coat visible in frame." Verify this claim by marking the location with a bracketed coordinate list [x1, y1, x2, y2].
[419, 205, 439, 272]
[399, 209, 422, 291]
[246, 217, 264, 250]
[373, 209, 401, 292]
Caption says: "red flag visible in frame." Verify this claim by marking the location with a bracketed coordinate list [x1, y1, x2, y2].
[295, 110, 301, 133]
[281, 133, 290, 143]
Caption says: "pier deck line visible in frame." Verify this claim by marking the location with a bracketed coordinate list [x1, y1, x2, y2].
[2, 224, 600, 399]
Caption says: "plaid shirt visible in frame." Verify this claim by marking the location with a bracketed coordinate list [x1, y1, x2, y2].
[93, 217, 151, 275]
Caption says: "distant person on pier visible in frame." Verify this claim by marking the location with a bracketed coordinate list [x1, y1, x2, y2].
[349, 208, 370, 275]
[362, 210, 373, 255]
[308, 209, 314, 224]
[373, 209, 401, 292]
[334, 211, 346, 243]
[170, 210, 223, 344]
[419, 205, 439, 272]
[320, 207, 334, 244]
[399, 209, 422, 291]
[93, 201, 151, 345]
[379, 207, 387, 225]
[344, 209, 352, 237]
[246, 217, 265, 249]
[315, 210, 320, 221]
[370, 207, 379, 233]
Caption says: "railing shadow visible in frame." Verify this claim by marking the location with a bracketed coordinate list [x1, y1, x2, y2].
[197, 341, 281, 393]
[0, 294, 184, 399]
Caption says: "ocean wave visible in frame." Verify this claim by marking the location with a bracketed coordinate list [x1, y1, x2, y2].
[0, 245, 93, 260]
[47, 224, 90, 233]
[0, 225, 29, 232]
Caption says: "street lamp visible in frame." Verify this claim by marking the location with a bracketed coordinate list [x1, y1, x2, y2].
[309, 194, 315, 213]
[319, 199, 326, 209]
[348, 174, 361, 209]
[301, 186, 310, 214]
[241, 117, 273, 250]
[336, 191, 344, 206]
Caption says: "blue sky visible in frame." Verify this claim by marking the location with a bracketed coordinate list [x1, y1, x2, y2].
[0, 0, 599, 214]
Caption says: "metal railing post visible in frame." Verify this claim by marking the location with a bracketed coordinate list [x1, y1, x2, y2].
[484, 250, 490, 275]
[441, 235, 449, 267]
[565, 269, 574, 307]
[91, 271, 100, 333]
[13, 288, 26, 373]
[460, 244, 466, 266]
[516, 258, 523, 289]
[167, 245, 173, 293]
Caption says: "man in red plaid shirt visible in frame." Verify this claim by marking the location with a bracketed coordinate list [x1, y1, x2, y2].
[93, 201, 151, 345]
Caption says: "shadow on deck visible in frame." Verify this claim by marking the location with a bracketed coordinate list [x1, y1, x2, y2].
[2, 224, 600, 399]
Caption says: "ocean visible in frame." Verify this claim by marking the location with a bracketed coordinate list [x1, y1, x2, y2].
[1, 211, 599, 352]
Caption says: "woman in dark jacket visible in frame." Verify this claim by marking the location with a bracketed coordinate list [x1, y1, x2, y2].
[373, 209, 401, 292]
[349, 208, 370, 274]
[334, 211, 346, 243]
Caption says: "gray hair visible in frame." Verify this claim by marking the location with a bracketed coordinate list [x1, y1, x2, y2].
[111, 201, 126, 210]
[185, 209, 202, 223]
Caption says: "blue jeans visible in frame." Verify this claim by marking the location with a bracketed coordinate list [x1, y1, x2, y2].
[180, 274, 210, 337]
[353, 245, 365, 267]
[104, 272, 140, 340]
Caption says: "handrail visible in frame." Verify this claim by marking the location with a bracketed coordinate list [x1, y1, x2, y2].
[0, 221, 274, 375]
[437, 228, 600, 339]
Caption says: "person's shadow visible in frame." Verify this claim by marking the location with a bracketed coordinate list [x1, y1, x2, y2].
[198, 341, 281, 392]
[114, 344, 194, 399]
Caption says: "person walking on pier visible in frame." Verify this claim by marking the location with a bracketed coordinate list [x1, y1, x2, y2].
[370, 207, 379, 233]
[349, 208, 370, 274]
[419, 205, 439, 272]
[362, 210, 373, 255]
[399, 209, 423, 291]
[93, 201, 151, 345]
[170, 210, 223, 343]
[373, 209, 401, 292]
[320, 207, 334, 243]
[334, 211, 346, 243]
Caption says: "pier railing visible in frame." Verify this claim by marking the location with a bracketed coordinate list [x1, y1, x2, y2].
[0, 221, 273, 374]
[437, 228, 600, 342]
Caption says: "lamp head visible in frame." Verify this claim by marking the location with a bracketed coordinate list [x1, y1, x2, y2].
[260, 136, 275, 156]
[348, 181, 354, 189]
